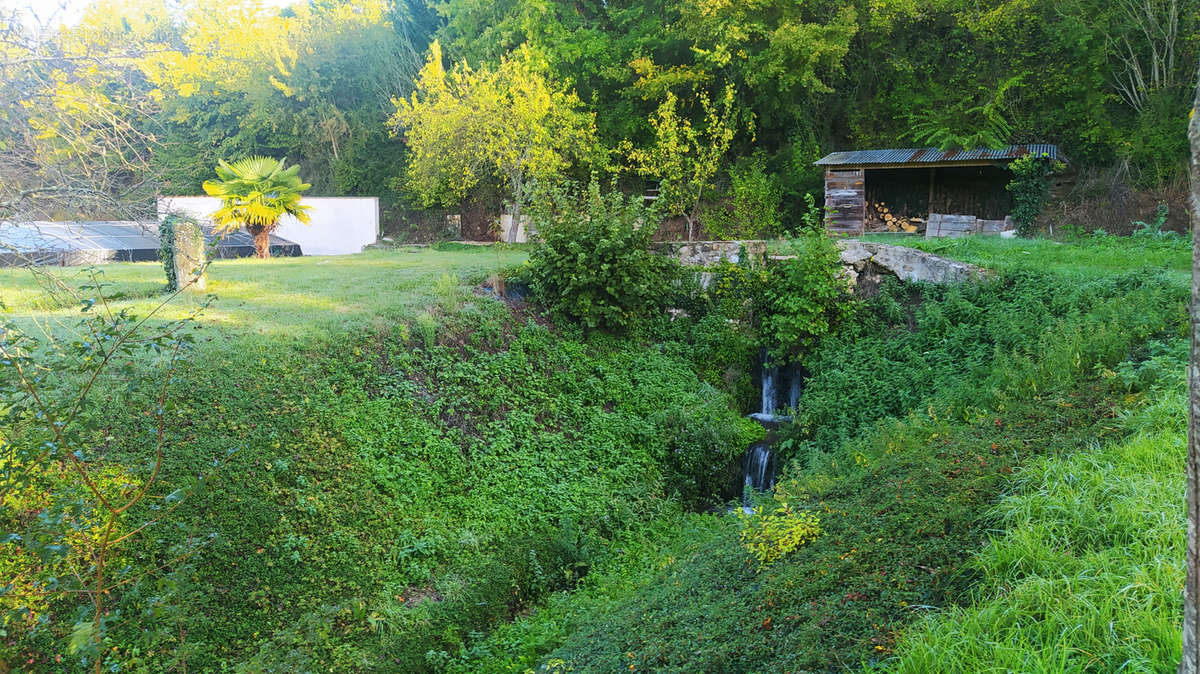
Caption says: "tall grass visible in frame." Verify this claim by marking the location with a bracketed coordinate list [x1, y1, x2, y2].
[887, 355, 1185, 673]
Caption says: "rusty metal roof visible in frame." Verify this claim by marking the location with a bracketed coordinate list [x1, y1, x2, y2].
[815, 144, 1061, 167]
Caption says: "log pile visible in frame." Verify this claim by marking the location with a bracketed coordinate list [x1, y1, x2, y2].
[866, 201, 922, 233]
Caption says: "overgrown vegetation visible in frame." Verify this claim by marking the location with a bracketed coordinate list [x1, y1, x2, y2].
[891, 340, 1186, 672]
[526, 179, 680, 332]
[1006, 154, 1064, 237]
[0, 229, 1189, 672]
[701, 154, 783, 240]
[438, 235, 1189, 673]
[0, 248, 762, 671]
[4, 0, 1192, 234]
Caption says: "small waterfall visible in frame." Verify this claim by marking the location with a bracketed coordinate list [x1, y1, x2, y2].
[751, 358, 795, 423]
[733, 356, 802, 513]
[760, 365, 778, 416]
[741, 443, 776, 512]
[744, 443, 775, 491]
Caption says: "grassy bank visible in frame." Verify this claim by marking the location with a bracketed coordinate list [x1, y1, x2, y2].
[2, 235, 1189, 672]
[889, 342, 1185, 673]
[450, 235, 1189, 672]
[2, 247, 754, 671]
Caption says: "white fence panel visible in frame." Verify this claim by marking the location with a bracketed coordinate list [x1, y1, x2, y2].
[158, 196, 379, 255]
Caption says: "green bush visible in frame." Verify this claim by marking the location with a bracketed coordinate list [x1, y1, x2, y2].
[701, 154, 782, 239]
[761, 230, 854, 363]
[1006, 154, 1063, 237]
[737, 500, 821, 569]
[528, 179, 681, 333]
[653, 407, 763, 510]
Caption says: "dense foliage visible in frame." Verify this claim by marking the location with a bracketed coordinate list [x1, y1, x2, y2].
[4, 0, 1193, 233]
[389, 41, 597, 232]
[527, 180, 680, 332]
[701, 154, 783, 240]
[0, 249, 762, 671]
[158, 215, 179, 291]
[443, 234, 1189, 673]
[761, 231, 854, 363]
[1006, 154, 1064, 237]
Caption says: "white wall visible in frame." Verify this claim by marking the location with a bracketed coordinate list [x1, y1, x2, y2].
[158, 196, 379, 256]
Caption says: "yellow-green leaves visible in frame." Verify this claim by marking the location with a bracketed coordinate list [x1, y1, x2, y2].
[388, 41, 597, 212]
[202, 156, 311, 232]
[624, 84, 740, 240]
[739, 502, 822, 569]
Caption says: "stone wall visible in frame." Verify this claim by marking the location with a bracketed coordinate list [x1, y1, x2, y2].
[836, 240, 988, 296]
[656, 240, 767, 268]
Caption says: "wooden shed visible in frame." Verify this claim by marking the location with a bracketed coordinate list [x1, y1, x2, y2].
[815, 144, 1062, 235]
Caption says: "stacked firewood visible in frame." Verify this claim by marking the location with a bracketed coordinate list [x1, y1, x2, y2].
[868, 201, 921, 233]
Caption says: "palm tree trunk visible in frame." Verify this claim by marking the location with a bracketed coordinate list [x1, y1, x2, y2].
[248, 224, 271, 259]
[1183, 68, 1200, 674]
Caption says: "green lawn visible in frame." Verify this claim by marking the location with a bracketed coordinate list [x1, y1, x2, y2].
[860, 232, 1191, 280]
[0, 246, 527, 338]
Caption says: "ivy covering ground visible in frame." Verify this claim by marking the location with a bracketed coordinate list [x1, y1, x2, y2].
[0, 236, 1191, 672]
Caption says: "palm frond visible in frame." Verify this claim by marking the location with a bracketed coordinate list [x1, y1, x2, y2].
[204, 156, 312, 231]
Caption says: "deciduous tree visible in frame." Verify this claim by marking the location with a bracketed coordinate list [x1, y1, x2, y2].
[625, 85, 739, 241]
[389, 40, 597, 242]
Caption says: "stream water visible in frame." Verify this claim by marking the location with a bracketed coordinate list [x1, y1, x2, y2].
[738, 358, 802, 511]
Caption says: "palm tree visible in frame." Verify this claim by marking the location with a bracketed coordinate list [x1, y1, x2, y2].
[202, 156, 312, 259]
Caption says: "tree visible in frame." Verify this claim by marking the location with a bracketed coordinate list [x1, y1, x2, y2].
[1183, 63, 1200, 674]
[389, 40, 597, 242]
[0, 2, 165, 222]
[625, 86, 739, 241]
[202, 156, 312, 259]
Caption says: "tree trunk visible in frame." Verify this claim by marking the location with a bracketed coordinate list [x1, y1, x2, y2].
[248, 224, 271, 259]
[1183, 69, 1200, 674]
[509, 199, 521, 244]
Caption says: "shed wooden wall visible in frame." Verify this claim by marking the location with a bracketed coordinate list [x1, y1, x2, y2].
[824, 169, 865, 234]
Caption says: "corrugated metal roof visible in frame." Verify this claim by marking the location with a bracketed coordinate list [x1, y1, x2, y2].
[815, 144, 1061, 167]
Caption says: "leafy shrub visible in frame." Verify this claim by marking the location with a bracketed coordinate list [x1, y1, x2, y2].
[705, 259, 770, 324]
[654, 407, 764, 510]
[652, 311, 761, 411]
[798, 191, 824, 233]
[0, 274, 208, 669]
[761, 230, 854, 362]
[737, 502, 821, 569]
[1006, 153, 1063, 237]
[158, 214, 179, 291]
[701, 154, 782, 239]
[528, 178, 681, 332]
[1109, 337, 1187, 392]
[1131, 203, 1179, 239]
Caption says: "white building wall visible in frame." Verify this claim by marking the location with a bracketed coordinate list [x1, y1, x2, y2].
[157, 196, 379, 256]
